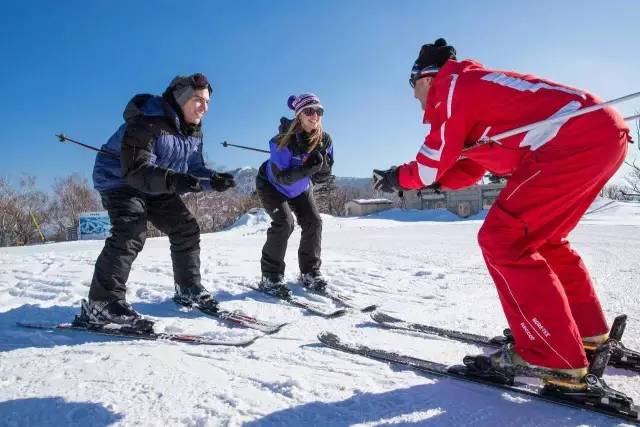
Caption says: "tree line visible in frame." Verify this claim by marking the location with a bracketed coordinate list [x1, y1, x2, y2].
[0, 173, 381, 247]
[3, 144, 638, 248]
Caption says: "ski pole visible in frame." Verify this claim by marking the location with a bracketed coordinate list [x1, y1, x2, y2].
[221, 141, 269, 154]
[483, 91, 640, 143]
[56, 133, 119, 158]
[625, 113, 640, 123]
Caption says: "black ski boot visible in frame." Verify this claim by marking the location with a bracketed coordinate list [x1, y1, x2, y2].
[462, 342, 588, 387]
[259, 273, 292, 299]
[173, 284, 219, 313]
[73, 299, 154, 332]
[300, 271, 328, 293]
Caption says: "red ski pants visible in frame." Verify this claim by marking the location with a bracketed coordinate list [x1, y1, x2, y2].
[478, 114, 628, 369]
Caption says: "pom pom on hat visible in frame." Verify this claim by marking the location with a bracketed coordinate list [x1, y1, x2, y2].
[410, 38, 456, 85]
[287, 93, 324, 116]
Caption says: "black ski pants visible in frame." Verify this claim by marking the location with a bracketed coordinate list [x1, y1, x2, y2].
[89, 187, 201, 302]
[256, 179, 322, 276]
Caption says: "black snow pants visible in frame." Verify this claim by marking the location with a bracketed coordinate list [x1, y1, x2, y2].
[89, 187, 201, 302]
[256, 178, 322, 276]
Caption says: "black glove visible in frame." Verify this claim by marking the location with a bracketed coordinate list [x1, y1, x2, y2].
[303, 151, 324, 176]
[372, 167, 401, 193]
[312, 152, 333, 184]
[167, 172, 202, 194]
[210, 171, 236, 192]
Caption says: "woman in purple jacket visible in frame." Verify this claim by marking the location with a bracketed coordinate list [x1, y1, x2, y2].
[255, 93, 334, 297]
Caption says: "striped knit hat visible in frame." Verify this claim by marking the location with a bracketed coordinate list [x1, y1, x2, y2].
[287, 93, 324, 116]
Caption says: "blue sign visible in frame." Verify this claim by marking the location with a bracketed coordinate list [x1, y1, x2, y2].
[78, 211, 111, 240]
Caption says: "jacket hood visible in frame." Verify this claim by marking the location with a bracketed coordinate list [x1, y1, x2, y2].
[123, 94, 171, 122]
[122, 93, 201, 136]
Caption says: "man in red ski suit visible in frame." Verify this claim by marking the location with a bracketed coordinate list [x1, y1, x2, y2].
[373, 38, 630, 384]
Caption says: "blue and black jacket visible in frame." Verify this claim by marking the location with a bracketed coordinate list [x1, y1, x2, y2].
[258, 118, 334, 199]
[93, 93, 215, 194]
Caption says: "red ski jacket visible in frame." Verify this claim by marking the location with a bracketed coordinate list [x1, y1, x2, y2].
[397, 59, 630, 190]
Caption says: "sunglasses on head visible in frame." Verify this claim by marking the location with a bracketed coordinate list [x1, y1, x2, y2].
[301, 107, 324, 117]
[409, 73, 427, 88]
[192, 73, 210, 88]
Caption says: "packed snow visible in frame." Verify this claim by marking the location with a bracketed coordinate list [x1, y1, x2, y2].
[1, 198, 639, 426]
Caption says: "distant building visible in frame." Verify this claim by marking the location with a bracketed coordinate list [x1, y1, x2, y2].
[344, 198, 393, 216]
[66, 227, 78, 241]
[401, 183, 506, 217]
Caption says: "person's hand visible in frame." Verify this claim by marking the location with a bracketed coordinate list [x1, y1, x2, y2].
[211, 171, 236, 192]
[372, 167, 401, 193]
[167, 172, 202, 194]
[303, 151, 324, 175]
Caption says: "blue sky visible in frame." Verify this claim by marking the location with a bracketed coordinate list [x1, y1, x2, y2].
[1, 0, 639, 191]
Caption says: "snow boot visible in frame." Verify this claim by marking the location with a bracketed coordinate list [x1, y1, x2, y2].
[489, 343, 588, 390]
[75, 298, 154, 332]
[173, 283, 219, 313]
[300, 271, 328, 293]
[259, 273, 292, 299]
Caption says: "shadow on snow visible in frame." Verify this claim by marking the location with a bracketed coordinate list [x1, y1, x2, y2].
[0, 397, 122, 427]
[244, 381, 621, 427]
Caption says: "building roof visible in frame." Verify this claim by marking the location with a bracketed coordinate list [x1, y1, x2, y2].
[349, 198, 393, 205]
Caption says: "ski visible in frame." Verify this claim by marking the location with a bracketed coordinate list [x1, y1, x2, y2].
[318, 331, 639, 423]
[302, 287, 377, 313]
[214, 309, 287, 334]
[17, 321, 259, 347]
[174, 298, 287, 334]
[248, 285, 347, 318]
[371, 311, 506, 346]
[370, 312, 640, 373]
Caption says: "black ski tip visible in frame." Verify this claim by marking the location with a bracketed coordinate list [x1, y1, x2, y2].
[318, 331, 339, 344]
[327, 308, 348, 319]
[360, 304, 378, 313]
[264, 323, 288, 335]
[235, 335, 261, 347]
[370, 311, 400, 323]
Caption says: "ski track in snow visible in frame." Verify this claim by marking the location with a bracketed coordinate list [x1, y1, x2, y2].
[1, 200, 639, 426]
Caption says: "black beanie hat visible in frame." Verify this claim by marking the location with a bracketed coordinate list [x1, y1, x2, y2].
[410, 38, 456, 86]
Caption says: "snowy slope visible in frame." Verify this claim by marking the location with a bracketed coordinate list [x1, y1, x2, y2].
[1, 199, 639, 426]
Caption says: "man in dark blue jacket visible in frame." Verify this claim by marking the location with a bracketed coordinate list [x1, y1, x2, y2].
[80, 73, 235, 330]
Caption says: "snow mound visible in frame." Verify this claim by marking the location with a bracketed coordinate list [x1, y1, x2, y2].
[229, 208, 271, 230]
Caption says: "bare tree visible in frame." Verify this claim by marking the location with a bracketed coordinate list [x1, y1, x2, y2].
[48, 174, 101, 240]
[600, 183, 630, 200]
[0, 177, 18, 247]
[0, 177, 50, 246]
[622, 118, 640, 195]
[182, 189, 262, 234]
